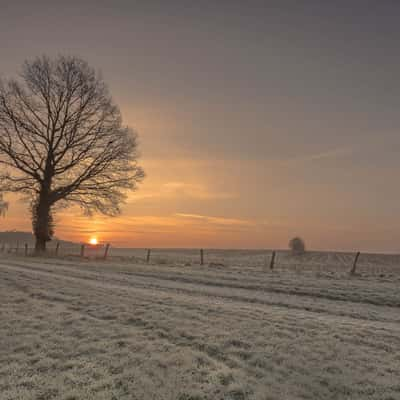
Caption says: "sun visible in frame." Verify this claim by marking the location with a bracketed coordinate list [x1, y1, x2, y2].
[89, 237, 98, 245]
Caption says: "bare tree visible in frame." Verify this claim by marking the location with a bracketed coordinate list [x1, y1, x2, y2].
[0, 55, 144, 253]
[289, 236, 306, 255]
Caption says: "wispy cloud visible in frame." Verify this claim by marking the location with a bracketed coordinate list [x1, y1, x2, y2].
[162, 182, 234, 200]
[128, 181, 235, 202]
[175, 213, 253, 227]
[281, 146, 353, 166]
[52, 211, 256, 244]
[306, 147, 353, 161]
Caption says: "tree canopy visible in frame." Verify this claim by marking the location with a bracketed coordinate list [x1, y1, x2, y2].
[0, 55, 144, 251]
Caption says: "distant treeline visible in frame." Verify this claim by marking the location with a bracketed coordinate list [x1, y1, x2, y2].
[0, 231, 75, 246]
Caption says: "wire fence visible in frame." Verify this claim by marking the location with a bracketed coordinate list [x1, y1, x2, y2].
[0, 242, 109, 259]
[1, 242, 400, 277]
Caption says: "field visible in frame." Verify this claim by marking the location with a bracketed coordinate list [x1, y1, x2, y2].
[1, 251, 400, 400]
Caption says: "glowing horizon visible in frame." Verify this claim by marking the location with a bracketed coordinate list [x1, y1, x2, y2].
[89, 237, 99, 246]
[1, 2, 400, 253]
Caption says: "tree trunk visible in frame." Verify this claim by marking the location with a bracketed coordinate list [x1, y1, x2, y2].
[35, 235, 47, 253]
[33, 192, 53, 254]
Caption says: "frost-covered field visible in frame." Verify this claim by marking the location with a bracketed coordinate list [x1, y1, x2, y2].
[1, 252, 400, 400]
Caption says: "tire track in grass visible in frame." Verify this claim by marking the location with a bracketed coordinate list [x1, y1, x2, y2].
[4, 257, 400, 308]
[0, 266, 250, 375]
[2, 261, 400, 330]
[2, 259, 400, 397]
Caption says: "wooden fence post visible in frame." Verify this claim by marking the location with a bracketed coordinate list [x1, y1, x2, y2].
[200, 249, 204, 265]
[146, 249, 151, 263]
[270, 251, 276, 270]
[55, 242, 60, 256]
[24, 243, 28, 256]
[104, 244, 110, 260]
[80, 244, 85, 258]
[350, 251, 360, 275]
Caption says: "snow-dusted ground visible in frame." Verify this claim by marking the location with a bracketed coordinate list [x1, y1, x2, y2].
[1, 253, 399, 399]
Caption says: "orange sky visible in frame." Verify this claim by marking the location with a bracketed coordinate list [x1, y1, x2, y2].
[1, 2, 400, 252]
[1, 92, 399, 252]
[2, 151, 399, 252]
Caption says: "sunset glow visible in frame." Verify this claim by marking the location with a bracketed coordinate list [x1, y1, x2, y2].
[1, 3, 400, 399]
[1, 3, 400, 253]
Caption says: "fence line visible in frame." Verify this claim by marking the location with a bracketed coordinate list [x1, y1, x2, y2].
[0, 242, 111, 260]
[1, 245, 398, 277]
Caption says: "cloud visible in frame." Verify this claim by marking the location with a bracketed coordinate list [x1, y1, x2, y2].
[280, 146, 353, 166]
[52, 211, 256, 244]
[306, 147, 353, 161]
[128, 181, 235, 202]
[162, 182, 233, 199]
[175, 213, 253, 227]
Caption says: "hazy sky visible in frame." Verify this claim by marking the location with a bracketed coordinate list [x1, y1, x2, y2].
[1, 1, 400, 251]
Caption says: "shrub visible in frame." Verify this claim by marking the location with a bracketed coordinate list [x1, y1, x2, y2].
[289, 237, 305, 255]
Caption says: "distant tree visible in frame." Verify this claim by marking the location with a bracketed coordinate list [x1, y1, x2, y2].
[289, 237, 306, 255]
[0, 55, 144, 253]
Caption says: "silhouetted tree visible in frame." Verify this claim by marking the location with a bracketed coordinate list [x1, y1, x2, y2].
[0, 55, 144, 253]
[289, 236, 305, 255]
